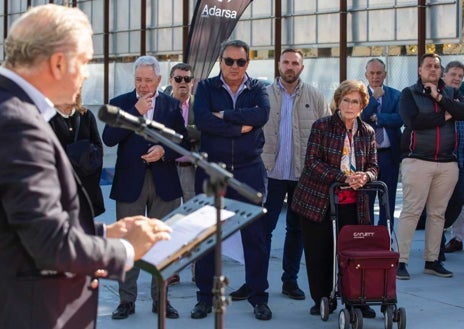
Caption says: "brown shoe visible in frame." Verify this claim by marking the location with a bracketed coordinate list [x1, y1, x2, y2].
[444, 238, 463, 253]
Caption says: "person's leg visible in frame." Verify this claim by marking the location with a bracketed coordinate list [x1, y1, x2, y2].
[397, 159, 432, 264]
[452, 207, 464, 241]
[190, 250, 215, 319]
[231, 164, 271, 319]
[300, 215, 333, 308]
[242, 216, 269, 306]
[194, 250, 215, 305]
[190, 168, 214, 318]
[115, 171, 151, 303]
[424, 162, 458, 262]
[263, 178, 287, 258]
[377, 151, 400, 229]
[144, 176, 181, 310]
[281, 180, 303, 285]
[177, 165, 196, 202]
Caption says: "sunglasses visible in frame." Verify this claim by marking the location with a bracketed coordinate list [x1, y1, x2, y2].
[173, 76, 194, 83]
[222, 57, 248, 67]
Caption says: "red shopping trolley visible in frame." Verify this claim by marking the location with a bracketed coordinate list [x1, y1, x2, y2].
[320, 181, 406, 329]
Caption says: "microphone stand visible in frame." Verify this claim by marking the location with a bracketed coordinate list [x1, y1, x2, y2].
[117, 120, 262, 329]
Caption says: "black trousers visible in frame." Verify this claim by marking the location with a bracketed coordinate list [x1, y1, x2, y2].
[300, 203, 357, 306]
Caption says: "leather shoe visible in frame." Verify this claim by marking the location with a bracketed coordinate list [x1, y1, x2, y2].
[254, 303, 272, 320]
[152, 301, 179, 319]
[282, 282, 305, 300]
[444, 238, 463, 253]
[190, 301, 212, 319]
[310, 305, 320, 315]
[229, 283, 251, 301]
[112, 302, 135, 320]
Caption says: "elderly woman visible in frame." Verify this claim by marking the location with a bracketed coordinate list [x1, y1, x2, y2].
[291, 80, 378, 318]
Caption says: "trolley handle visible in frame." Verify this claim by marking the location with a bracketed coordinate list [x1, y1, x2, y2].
[328, 180, 390, 223]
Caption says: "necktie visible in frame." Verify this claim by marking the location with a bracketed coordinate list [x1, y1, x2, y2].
[375, 102, 384, 144]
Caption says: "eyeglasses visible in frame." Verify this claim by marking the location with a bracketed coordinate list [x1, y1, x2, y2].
[341, 98, 361, 106]
[222, 57, 248, 67]
[173, 76, 194, 83]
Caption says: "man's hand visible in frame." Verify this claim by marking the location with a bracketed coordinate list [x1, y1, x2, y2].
[122, 217, 172, 260]
[241, 125, 253, 133]
[212, 111, 224, 119]
[445, 111, 452, 121]
[422, 82, 439, 99]
[141, 145, 165, 163]
[106, 217, 137, 238]
[135, 93, 153, 116]
[372, 87, 384, 100]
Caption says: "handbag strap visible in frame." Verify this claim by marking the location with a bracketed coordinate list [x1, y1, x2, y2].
[73, 113, 81, 142]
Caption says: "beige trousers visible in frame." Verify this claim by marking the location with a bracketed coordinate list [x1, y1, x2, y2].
[398, 158, 458, 263]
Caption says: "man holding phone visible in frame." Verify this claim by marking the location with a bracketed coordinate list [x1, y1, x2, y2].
[102, 55, 188, 320]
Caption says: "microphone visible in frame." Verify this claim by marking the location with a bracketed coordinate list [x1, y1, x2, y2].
[98, 104, 183, 143]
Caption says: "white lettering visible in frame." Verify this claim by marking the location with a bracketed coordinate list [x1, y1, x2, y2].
[201, 5, 237, 19]
[352, 232, 375, 238]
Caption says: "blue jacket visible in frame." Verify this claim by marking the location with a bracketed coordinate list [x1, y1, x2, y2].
[102, 90, 188, 202]
[361, 85, 403, 164]
[193, 74, 270, 170]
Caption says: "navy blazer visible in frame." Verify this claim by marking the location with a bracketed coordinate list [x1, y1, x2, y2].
[0, 76, 126, 329]
[102, 90, 188, 203]
[361, 85, 403, 164]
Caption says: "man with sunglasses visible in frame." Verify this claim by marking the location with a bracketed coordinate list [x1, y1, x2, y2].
[190, 40, 272, 321]
[167, 63, 199, 203]
[165, 62, 200, 285]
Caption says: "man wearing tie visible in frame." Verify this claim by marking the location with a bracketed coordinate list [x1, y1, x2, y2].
[103, 55, 188, 320]
[361, 58, 403, 229]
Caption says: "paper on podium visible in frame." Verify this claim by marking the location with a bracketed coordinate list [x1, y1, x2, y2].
[142, 205, 235, 270]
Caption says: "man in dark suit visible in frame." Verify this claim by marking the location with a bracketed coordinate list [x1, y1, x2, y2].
[102, 55, 188, 320]
[0, 5, 172, 329]
[361, 58, 403, 229]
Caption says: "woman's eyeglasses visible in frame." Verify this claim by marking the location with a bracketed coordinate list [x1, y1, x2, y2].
[173, 76, 194, 83]
[222, 57, 248, 67]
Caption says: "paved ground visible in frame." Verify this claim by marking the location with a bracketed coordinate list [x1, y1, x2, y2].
[96, 184, 464, 329]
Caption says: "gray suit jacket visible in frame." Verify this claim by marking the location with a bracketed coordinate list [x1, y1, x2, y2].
[0, 76, 127, 329]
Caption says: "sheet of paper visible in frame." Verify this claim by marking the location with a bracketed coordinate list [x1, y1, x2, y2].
[223, 231, 245, 264]
[142, 205, 235, 268]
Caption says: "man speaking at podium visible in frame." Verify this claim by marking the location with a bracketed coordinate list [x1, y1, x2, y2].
[0, 4, 172, 329]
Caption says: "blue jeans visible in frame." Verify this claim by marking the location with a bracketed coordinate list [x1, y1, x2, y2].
[264, 178, 303, 284]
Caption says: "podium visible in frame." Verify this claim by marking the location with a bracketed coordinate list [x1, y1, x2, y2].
[137, 193, 266, 329]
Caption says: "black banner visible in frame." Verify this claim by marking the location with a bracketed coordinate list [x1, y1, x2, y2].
[185, 0, 253, 82]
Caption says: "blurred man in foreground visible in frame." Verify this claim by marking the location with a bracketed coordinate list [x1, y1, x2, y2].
[0, 5, 171, 329]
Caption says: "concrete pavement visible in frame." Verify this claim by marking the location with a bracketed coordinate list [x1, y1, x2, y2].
[95, 184, 464, 329]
